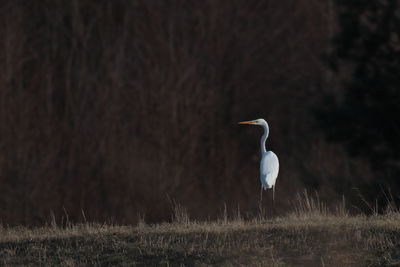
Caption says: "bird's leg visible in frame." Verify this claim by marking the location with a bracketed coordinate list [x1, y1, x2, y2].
[259, 187, 263, 219]
[272, 185, 276, 217]
[273, 185, 275, 207]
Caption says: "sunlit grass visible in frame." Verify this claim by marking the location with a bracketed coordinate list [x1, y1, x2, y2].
[1, 193, 400, 266]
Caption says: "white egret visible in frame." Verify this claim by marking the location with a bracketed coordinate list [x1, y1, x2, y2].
[239, 119, 279, 205]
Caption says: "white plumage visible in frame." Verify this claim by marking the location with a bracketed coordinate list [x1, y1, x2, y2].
[260, 151, 279, 189]
[239, 118, 279, 203]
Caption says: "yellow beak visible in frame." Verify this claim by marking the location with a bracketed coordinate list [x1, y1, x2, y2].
[238, 120, 256, 125]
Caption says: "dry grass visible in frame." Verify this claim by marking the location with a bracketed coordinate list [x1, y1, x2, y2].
[1, 195, 400, 266]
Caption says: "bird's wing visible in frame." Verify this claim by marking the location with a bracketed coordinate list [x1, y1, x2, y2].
[260, 151, 279, 187]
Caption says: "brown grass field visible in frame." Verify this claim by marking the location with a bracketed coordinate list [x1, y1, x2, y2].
[1, 194, 400, 266]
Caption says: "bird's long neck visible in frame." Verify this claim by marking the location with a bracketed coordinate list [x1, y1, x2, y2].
[260, 122, 269, 153]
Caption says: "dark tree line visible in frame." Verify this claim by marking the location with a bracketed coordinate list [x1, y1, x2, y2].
[318, 0, 400, 207]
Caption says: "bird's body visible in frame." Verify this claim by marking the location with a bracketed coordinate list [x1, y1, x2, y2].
[260, 151, 279, 189]
[239, 118, 279, 203]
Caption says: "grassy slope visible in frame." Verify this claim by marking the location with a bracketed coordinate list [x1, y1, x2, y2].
[1, 213, 400, 266]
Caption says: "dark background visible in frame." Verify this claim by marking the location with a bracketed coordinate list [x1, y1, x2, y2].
[0, 0, 399, 225]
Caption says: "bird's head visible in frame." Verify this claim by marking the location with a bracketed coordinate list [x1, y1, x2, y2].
[238, 118, 266, 126]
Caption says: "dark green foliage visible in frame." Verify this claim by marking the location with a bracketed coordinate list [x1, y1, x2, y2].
[318, 0, 400, 199]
